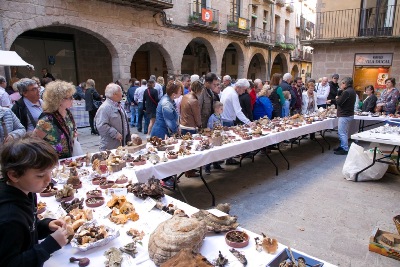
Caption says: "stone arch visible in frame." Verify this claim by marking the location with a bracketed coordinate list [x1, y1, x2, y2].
[5, 19, 118, 60]
[6, 19, 123, 85]
[247, 51, 268, 81]
[291, 64, 300, 78]
[271, 53, 288, 78]
[128, 41, 174, 81]
[180, 36, 218, 76]
[221, 42, 245, 79]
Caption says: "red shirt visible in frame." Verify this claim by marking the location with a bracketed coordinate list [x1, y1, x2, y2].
[249, 88, 257, 109]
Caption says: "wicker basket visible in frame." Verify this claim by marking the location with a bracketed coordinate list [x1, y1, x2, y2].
[394, 215, 400, 235]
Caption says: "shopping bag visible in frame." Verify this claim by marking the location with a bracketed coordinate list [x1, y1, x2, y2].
[342, 143, 388, 181]
[72, 137, 84, 156]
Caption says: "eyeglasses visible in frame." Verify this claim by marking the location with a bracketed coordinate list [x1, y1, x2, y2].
[27, 86, 39, 92]
[64, 96, 74, 100]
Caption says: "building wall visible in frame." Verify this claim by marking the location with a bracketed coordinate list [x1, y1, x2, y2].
[0, 0, 299, 85]
[311, 42, 400, 83]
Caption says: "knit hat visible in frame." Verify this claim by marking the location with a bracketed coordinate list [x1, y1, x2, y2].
[332, 74, 339, 79]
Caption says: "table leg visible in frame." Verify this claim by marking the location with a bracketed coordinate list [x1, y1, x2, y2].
[277, 143, 290, 170]
[319, 130, 331, 150]
[198, 167, 216, 207]
[397, 146, 400, 172]
[355, 147, 377, 182]
[311, 133, 325, 153]
[266, 153, 279, 176]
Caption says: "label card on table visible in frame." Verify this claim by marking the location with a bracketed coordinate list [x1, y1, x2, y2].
[207, 208, 227, 217]
[96, 206, 112, 219]
[54, 205, 67, 218]
[106, 188, 127, 196]
[142, 197, 157, 212]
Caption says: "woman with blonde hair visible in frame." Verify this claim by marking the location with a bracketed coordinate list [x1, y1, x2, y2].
[34, 80, 77, 158]
[253, 88, 273, 119]
[302, 81, 318, 115]
[157, 76, 166, 95]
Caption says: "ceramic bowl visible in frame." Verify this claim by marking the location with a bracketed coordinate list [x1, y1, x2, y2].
[85, 197, 105, 208]
[225, 230, 249, 248]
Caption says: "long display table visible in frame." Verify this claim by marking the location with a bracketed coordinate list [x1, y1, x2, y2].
[133, 118, 339, 182]
[41, 176, 335, 267]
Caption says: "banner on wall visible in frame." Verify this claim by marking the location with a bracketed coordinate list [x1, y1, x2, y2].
[375, 70, 389, 90]
[202, 8, 212, 22]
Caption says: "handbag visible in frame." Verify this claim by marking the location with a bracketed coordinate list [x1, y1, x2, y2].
[72, 137, 84, 156]
[91, 90, 102, 109]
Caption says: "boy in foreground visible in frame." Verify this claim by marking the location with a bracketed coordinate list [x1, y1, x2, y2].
[0, 138, 69, 266]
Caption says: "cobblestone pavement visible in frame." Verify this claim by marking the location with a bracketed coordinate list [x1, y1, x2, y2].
[77, 127, 400, 267]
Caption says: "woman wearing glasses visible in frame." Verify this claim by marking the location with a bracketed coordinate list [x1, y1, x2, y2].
[33, 80, 77, 159]
[376, 78, 399, 114]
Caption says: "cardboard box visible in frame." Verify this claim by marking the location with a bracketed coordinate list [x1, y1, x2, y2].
[267, 248, 324, 267]
[369, 227, 400, 261]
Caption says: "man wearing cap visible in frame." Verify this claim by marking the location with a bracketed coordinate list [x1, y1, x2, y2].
[326, 74, 340, 107]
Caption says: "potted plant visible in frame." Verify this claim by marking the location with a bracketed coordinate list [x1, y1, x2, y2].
[276, 0, 285, 7]
[227, 21, 237, 28]
[286, 44, 295, 50]
[286, 4, 294, 13]
[189, 14, 199, 22]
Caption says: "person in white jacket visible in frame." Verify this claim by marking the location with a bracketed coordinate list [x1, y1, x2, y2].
[302, 81, 318, 115]
[316, 77, 330, 109]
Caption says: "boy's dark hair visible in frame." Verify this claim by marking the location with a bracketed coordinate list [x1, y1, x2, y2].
[1, 137, 59, 181]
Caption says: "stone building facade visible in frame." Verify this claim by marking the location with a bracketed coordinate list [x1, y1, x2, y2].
[302, 0, 400, 96]
[1, 0, 302, 93]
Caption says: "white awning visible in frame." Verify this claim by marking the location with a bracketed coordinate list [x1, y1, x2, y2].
[0, 51, 34, 69]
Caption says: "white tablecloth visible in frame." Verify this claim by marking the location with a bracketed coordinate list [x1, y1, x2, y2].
[134, 118, 339, 182]
[41, 177, 335, 267]
[352, 129, 400, 146]
[70, 101, 89, 128]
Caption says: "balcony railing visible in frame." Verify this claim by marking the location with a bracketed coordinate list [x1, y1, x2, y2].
[227, 15, 250, 37]
[188, 3, 219, 31]
[275, 34, 296, 49]
[300, 5, 400, 43]
[249, 27, 276, 46]
[102, 0, 173, 10]
[304, 51, 312, 61]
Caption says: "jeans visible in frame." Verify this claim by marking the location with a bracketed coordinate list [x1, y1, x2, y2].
[338, 116, 353, 151]
[130, 105, 138, 126]
[144, 113, 151, 134]
[137, 102, 144, 131]
[222, 120, 235, 127]
[88, 109, 97, 132]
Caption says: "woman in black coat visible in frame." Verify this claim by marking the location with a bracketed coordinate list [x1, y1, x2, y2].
[361, 85, 377, 113]
[84, 79, 102, 135]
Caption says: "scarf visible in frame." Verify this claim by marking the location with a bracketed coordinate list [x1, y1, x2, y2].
[51, 110, 76, 154]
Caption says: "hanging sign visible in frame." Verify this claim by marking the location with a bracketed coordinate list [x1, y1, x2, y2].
[354, 53, 393, 66]
[202, 8, 212, 22]
[238, 17, 247, 30]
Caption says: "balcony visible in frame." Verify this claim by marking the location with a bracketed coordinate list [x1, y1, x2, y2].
[275, 34, 296, 50]
[300, 4, 400, 45]
[249, 27, 276, 47]
[226, 15, 250, 37]
[304, 51, 312, 61]
[101, 0, 173, 10]
[188, 3, 219, 31]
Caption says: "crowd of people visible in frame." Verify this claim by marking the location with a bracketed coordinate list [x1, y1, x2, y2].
[0, 71, 399, 160]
